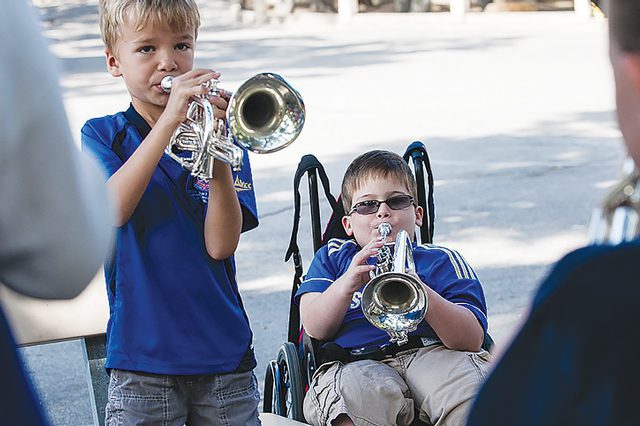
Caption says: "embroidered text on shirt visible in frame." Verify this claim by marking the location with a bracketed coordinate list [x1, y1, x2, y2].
[235, 176, 252, 192]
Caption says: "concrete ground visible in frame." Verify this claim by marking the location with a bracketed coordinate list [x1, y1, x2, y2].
[19, 2, 621, 424]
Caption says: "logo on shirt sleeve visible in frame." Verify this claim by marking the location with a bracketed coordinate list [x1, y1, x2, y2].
[234, 176, 252, 192]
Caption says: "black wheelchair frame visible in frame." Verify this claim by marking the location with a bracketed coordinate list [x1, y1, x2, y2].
[262, 141, 490, 422]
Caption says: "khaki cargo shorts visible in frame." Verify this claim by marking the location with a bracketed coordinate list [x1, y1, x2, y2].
[302, 344, 491, 426]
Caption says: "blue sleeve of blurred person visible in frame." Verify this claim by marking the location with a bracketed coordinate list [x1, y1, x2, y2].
[466, 240, 640, 426]
[0, 1, 113, 299]
[0, 308, 49, 425]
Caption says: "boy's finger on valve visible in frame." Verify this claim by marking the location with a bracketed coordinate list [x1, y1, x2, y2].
[209, 95, 229, 115]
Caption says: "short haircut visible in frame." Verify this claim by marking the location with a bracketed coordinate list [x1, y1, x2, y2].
[609, 0, 640, 52]
[99, 0, 201, 53]
[341, 150, 418, 212]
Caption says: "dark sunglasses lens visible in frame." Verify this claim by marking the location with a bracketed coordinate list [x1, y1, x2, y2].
[355, 201, 380, 215]
[387, 195, 413, 210]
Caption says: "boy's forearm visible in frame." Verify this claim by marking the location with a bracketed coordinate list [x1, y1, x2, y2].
[203, 161, 242, 260]
[108, 119, 176, 226]
[300, 281, 354, 340]
[424, 289, 484, 351]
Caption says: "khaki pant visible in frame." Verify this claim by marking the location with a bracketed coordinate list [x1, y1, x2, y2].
[303, 344, 491, 426]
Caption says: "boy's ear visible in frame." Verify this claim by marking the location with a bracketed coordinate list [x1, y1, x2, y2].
[414, 205, 424, 228]
[105, 48, 122, 77]
[341, 216, 354, 237]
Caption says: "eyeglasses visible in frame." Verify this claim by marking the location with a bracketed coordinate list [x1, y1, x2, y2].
[348, 195, 415, 216]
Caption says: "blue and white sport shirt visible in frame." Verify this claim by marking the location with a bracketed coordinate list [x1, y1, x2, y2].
[295, 238, 488, 350]
[81, 105, 258, 375]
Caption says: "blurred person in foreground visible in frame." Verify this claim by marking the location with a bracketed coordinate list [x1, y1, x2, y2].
[0, 1, 112, 425]
[466, 2, 640, 425]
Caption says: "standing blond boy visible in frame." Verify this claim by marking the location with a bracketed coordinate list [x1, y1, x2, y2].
[82, 1, 260, 424]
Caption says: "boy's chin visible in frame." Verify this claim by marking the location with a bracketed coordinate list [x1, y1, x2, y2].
[154, 90, 169, 102]
[149, 96, 169, 108]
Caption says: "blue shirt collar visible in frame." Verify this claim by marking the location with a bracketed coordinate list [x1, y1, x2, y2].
[123, 104, 151, 139]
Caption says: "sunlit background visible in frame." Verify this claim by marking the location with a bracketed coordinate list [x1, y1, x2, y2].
[19, 1, 620, 424]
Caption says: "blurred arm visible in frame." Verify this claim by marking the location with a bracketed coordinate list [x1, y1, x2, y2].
[0, 1, 113, 299]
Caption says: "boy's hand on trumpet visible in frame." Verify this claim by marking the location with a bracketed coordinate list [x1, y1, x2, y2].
[160, 68, 220, 128]
[336, 236, 384, 295]
[207, 87, 230, 123]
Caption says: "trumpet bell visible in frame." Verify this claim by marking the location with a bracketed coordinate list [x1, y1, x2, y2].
[228, 72, 305, 154]
[362, 272, 428, 345]
[161, 72, 304, 180]
[588, 159, 640, 245]
[589, 206, 640, 245]
[361, 226, 428, 346]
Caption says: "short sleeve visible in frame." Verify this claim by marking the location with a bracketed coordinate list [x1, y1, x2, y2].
[416, 245, 488, 333]
[233, 149, 258, 233]
[294, 246, 338, 304]
[81, 120, 125, 179]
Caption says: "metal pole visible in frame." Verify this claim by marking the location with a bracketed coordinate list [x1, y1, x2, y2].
[574, 0, 592, 18]
[450, 0, 467, 19]
[83, 335, 108, 426]
[338, 0, 358, 23]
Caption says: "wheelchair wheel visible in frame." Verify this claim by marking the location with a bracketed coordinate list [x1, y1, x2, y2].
[301, 333, 318, 388]
[276, 342, 305, 421]
[262, 359, 281, 414]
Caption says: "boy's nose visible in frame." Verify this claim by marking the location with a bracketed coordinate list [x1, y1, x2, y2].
[376, 203, 391, 218]
[158, 55, 178, 72]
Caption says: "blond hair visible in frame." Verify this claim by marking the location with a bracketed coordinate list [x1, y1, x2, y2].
[341, 150, 418, 212]
[99, 0, 201, 52]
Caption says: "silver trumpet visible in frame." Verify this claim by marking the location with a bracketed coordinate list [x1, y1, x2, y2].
[588, 158, 640, 245]
[161, 72, 305, 180]
[361, 223, 428, 346]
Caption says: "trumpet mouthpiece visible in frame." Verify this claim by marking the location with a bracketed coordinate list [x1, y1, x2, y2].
[161, 76, 173, 93]
[378, 223, 392, 238]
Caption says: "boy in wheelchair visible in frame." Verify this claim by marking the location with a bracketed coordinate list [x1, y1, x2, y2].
[296, 150, 491, 426]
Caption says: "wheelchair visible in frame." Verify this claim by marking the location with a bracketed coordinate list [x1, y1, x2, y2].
[263, 141, 492, 423]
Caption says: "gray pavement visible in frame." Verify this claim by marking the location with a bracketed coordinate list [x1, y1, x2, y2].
[20, 2, 620, 424]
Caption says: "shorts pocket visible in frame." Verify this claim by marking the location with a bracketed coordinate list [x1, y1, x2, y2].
[106, 370, 172, 425]
[216, 372, 260, 426]
[217, 371, 258, 399]
[467, 350, 492, 380]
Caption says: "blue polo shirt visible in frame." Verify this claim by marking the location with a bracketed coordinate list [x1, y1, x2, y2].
[295, 238, 488, 350]
[81, 105, 258, 375]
